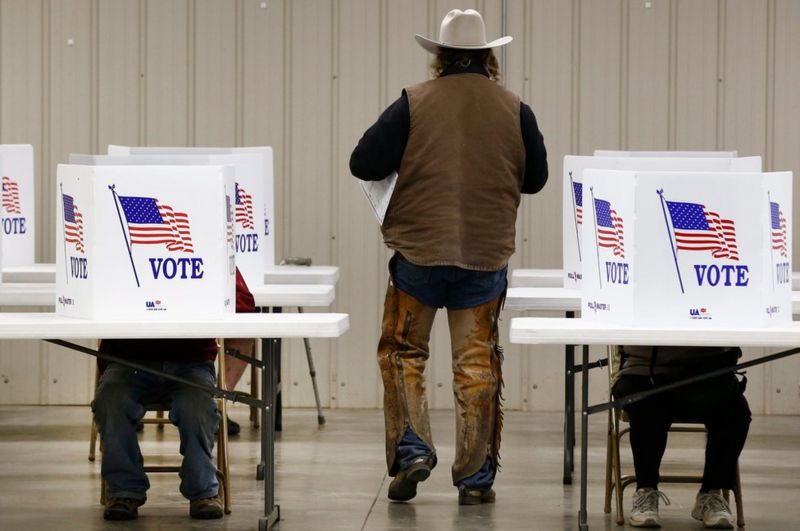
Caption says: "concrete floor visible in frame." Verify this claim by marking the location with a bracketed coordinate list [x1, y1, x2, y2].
[0, 406, 798, 531]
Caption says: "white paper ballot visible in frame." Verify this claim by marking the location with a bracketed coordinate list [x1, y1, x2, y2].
[359, 172, 397, 225]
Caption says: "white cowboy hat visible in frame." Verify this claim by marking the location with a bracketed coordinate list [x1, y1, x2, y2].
[415, 9, 512, 54]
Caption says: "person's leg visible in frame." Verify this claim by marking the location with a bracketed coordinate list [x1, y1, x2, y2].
[612, 375, 675, 528]
[680, 374, 750, 529]
[446, 293, 504, 503]
[92, 362, 158, 518]
[612, 376, 674, 490]
[377, 259, 439, 501]
[163, 361, 221, 509]
[222, 338, 256, 435]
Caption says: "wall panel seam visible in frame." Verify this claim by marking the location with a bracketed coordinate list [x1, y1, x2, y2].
[41, 0, 52, 404]
[138, 0, 147, 145]
[330, 0, 340, 407]
[619, 0, 628, 149]
[765, 0, 776, 171]
[283, 0, 292, 259]
[235, 0, 244, 147]
[187, 0, 196, 146]
[668, 0, 678, 150]
[715, 0, 725, 149]
[571, 0, 580, 154]
[90, 0, 99, 154]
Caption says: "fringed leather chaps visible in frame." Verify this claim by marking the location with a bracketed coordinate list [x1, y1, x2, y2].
[377, 279, 437, 476]
[447, 293, 505, 485]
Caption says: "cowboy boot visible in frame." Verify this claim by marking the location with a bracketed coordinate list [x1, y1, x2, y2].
[377, 278, 437, 499]
[447, 293, 505, 501]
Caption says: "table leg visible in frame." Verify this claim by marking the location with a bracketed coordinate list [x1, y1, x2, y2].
[579, 344, 590, 530]
[258, 333, 280, 529]
[273, 307, 283, 432]
[564, 311, 576, 485]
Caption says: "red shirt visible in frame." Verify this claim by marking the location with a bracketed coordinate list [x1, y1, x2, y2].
[99, 268, 256, 365]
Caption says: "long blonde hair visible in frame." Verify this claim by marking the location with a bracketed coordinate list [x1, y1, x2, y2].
[431, 49, 501, 83]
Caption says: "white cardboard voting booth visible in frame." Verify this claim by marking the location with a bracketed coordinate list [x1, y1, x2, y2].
[69, 153, 265, 289]
[56, 164, 236, 319]
[0, 144, 35, 266]
[108, 145, 275, 268]
[580, 169, 792, 327]
[562, 156, 762, 289]
[594, 150, 737, 158]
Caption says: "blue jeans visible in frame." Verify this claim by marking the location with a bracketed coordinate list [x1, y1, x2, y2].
[92, 361, 221, 502]
[392, 253, 507, 310]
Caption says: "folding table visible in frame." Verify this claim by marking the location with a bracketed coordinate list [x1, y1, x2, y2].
[510, 317, 800, 530]
[0, 311, 349, 531]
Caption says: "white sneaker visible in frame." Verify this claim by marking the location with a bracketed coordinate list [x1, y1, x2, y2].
[629, 488, 670, 528]
[691, 490, 735, 529]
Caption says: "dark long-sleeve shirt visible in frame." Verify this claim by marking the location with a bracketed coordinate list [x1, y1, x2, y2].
[350, 63, 548, 194]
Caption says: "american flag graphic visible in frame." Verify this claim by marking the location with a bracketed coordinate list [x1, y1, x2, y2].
[118, 195, 194, 253]
[2, 176, 21, 214]
[62, 194, 84, 253]
[594, 198, 625, 258]
[666, 200, 739, 261]
[771, 201, 788, 258]
[235, 183, 254, 230]
[572, 180, 583, 224]
[225, 194, 234, 244]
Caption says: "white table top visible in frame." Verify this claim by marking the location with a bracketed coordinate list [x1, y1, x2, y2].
[264, 265, 339, 285]
[3, 263, 340, 286]
[250, 284, 335, 307]
[0, 283, 335, 308]
[506, 287, 800, 315]
[0, 283, 58, 306]
[510, 268, 800, 291]
[510, 317, 800, 348]
[505, 287, 580, 312]
[0, 312, 349, 340]
[510, 268, 563, 288]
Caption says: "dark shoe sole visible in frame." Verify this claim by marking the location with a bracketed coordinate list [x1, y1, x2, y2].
[388, 461, 431, 502]
[190, 509, 224, 520]
[103, 508, 138, 521]
[458, 488, 496, 506]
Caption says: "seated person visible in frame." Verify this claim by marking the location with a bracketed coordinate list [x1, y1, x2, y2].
[220, 337, 256, 436]
[612, 345, 751, 529]
[92, 268, 255, 521]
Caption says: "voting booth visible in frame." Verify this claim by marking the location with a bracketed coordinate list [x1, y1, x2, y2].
[0, 144, 35, 266]
[108, 145, 275, 268]
[562, 155, 763, 289]
[594, 150, 737, 158]
[56, 164, 236, 319]
[580, 169, 792, 327]
[70, 153, 265, 289]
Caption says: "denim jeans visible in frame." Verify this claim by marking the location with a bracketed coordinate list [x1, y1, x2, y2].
[92, 361, 221, 502]
[392, 253, 507, 310]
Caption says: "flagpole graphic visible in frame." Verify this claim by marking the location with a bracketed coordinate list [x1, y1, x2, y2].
[657, 189, 685, 294]
[768, 191, 775, 291]
[589, 186, 603, 289]
[59, 183, 69, 285]
[109, 185, 141, 288]
[568, 171, 582, 262]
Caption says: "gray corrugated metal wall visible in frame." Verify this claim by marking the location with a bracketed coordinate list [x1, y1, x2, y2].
[0, 0, 798, 414]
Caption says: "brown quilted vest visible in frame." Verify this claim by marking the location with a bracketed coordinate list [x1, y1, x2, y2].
[381, 73, 525, 271]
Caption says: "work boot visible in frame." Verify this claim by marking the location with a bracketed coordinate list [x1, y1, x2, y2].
[190, 495, 224, 519]
[388, 455, 433, 502]
[103, 497, 142, 520]
[377, 280, 437, 478]
[691, 490, 734, 529]
[448, 294, 505, 487]
[458, 485, 496, 505]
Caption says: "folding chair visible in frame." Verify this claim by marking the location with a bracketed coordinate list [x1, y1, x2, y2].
[603, 345, 744, 527]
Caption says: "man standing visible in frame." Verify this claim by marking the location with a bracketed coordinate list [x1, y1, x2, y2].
[350, 9, 547, 505]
